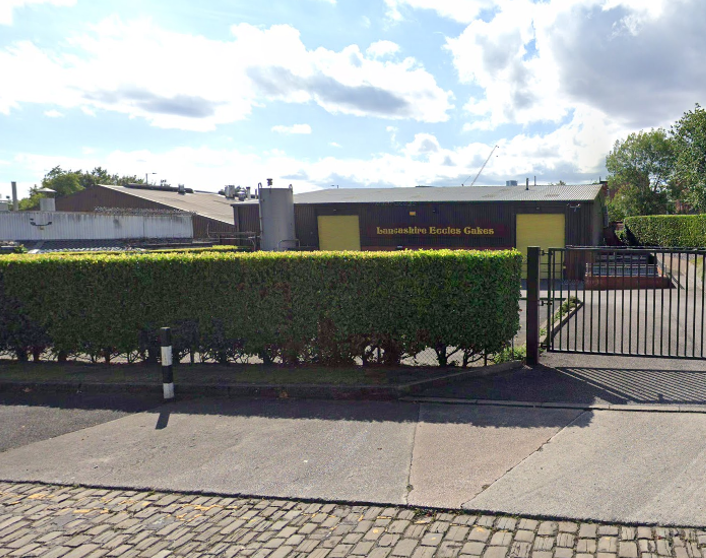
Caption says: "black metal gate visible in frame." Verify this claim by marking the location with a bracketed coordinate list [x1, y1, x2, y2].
[544, 247, 706, 360]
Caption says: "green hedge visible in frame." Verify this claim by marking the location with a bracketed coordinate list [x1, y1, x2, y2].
[623, 215, 706, 247]
[0, 250, 521, 366]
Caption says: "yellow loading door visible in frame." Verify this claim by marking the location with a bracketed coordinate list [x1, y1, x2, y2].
[516, 213, 565, 278]
[317, 215, 361, 251]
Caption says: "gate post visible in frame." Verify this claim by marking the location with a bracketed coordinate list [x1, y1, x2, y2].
[526, 246, 540, 365]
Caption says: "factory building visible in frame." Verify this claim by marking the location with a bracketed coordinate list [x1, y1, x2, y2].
[57, 183, 239, 239]
[233, 184, 607, 259]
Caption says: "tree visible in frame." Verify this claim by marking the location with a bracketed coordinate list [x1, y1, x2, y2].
[605, 128, 675, 220]
[42, 167, 83, 196]
[77, 167, 111, 189]
[19, 168, 83, 210]
[672, 103, 706, 212]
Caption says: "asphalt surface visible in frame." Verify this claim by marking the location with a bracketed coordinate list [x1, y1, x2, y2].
[0, 391, 163, 453]
[2, 389, 706, 525]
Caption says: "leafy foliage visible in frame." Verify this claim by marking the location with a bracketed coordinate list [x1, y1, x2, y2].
[0, 250, 521, 367]
[672, 104, 706, 212]
[623, 214, 706, 247]
[606, 129, 675, 220]
[492, 344, 526, 364]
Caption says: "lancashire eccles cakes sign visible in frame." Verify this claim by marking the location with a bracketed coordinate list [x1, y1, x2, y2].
[374, 225, 504, 237]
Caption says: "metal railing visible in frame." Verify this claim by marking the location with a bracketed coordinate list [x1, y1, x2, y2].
[540, 246, 706, 360]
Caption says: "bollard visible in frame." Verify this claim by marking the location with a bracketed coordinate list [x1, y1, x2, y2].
[160, 327, 175, 400]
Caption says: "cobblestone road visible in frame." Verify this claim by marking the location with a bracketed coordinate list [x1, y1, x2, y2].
[0, 482, 703, 558]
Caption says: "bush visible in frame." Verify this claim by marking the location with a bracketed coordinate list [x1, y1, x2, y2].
[615, 228, 630, 245]
[623, 214, 706, 247]
[492, 344, 526, 364]
[0, 250, 521, 366]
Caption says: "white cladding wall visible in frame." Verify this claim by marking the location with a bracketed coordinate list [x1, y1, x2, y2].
[0, 212, 193, 241]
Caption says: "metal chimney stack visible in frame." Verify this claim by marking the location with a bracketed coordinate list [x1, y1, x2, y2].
[11, 182, 18, 211]
[258, 181, 295, 251]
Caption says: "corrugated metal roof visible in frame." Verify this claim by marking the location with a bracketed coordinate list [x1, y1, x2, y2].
[288, 184, 604, 204]
[23, 240, 130, 253]
[97, 184, 235, 224]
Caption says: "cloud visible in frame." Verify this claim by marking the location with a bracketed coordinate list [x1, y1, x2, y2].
[10, 109, 611, 200]
[442, 0, 705, 136]
[43, 109, 63, 118]
[330, 142, 342, 148]
[366, 40, 400, 59]
[248, 67, 412, 119]
[404, 133, 441, 157]
[85, 88, 219, 118]
[385, 0, 495, 23]
[0, 17, 452, 129]
[0, 0, 75, 26]
[272, 124, 312, 135]
[547, 0, 706, 129]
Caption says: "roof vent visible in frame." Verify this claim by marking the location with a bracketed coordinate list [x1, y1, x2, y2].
[506, 180, 518, 187]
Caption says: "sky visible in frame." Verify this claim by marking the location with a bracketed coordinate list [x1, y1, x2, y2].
[1, 0, 704, 200]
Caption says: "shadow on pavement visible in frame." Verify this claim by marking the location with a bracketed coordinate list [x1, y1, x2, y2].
[557, 366, 706, 405]
[0, 392, 164, 453]
[420, 363, 706, 406]
[0, 391, 163, 412]
[0, 391, 587, 429]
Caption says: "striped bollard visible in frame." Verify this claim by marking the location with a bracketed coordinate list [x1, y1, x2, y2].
[160, 327, 175, 400]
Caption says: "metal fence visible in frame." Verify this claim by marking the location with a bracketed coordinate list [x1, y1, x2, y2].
[542, 247, 706, 360]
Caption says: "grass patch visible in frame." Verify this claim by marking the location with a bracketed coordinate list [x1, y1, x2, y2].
[0, 361, 455, 387]
[541, 296, 582, 348]
[492, 344, 526, 364]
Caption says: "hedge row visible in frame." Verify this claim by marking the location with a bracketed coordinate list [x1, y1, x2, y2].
[623, 215, 706, 248]
[0, 250, 521, 366]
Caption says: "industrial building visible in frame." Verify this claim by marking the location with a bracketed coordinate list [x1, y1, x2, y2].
[57, 183, 239, 239]
[233, 184, 607, 257]
[0, 189, 195, 253]
[50, 181, 607, 258]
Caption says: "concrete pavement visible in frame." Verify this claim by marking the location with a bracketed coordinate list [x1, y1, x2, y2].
[409, 404, 579, 509]
[465, 409, 706, 525]
[0, 398, 579, 510]
[2, 393, 706, 525]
